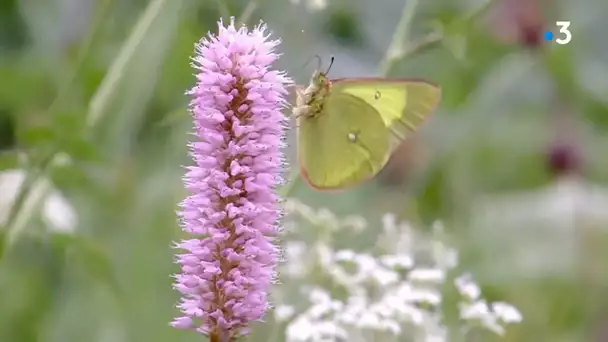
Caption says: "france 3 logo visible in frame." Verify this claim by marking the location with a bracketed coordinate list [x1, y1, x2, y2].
[544, 21, 572, 45]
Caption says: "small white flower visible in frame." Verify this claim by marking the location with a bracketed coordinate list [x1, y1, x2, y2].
[432, 241, 459, 270]
[482, 317, 506, 336]
[308, 287, 332, 305]
[356, 311, 381, 328]
[408, 268, 446, 283]
[380, 254, 414, 269]
[285, 316, 314, 341]
[286, 314, 348, 342]
[405, 288, 442, 306]
[353, 253, 377, 274]
[379, 319, 401, 335]
[492, 302, 523, 323]
[307, 0, 327, 11]
[275, 305, 296, 323]
[334, 249, 356, 261]
[341, 215, 367, 232]
[0, 169, 77, 233]
[418, 315, 449, 342]
[314, 321, 348, 340]
[337, 310, 358, 325]
[454, 273, 481, 300]
[459, 300, 491, 320]
[43, 192, 77, 233]
[381, 287, 426, 324]
[459, 301, 507, 335]
[371, 267, 399, 287]
[307, 303, 332, 320]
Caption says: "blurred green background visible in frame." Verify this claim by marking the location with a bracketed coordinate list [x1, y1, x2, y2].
[1, 0, 607, 341]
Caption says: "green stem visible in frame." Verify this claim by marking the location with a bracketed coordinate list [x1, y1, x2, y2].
[237, 0, 262, 25]
[48, 0, 115, 115]
[3, 153, 56, 250]
[378, 0, 420, 76]
[402, 31, 442, 57]
[87, 0, 168, 128]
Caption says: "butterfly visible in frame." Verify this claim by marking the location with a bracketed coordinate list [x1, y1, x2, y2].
[293, 57, 441, 190]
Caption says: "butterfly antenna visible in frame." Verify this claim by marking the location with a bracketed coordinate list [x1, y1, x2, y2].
[325, 56, 335, 75]
[299, 54, 322, 72]
[315, 54, 323, 72]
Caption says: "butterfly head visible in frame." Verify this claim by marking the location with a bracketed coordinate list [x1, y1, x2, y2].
[308, 56, 334, 102]
[292, 56, 334, 120]
[310, 55, 334, 90]
[310, 70, 330, 91]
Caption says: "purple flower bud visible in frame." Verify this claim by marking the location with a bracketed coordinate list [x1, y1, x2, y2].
[172, 18, 291, 339]
[547, 142, 582, 177]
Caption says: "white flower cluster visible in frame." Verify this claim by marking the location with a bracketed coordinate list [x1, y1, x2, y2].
[455, 273, 522, 336]
[288, 0, 328, 12]
[275, 199, 522, 342]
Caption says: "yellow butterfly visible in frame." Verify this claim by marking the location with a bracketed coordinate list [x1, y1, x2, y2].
[293, 58, 441, 190]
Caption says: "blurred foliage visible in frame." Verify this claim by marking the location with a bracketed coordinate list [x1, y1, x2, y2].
[0, 0, 607, 341]
[322, 5, 364, 46]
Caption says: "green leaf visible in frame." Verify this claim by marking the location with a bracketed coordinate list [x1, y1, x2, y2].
[0, 62, 52, 111]
[39, 112, 101, 162]
[54, 233, 123, 299]
[49, 163, 96, 196]
[60, 138, 100, 161]
[54, 111, 86, 137]
[0, 231, 69, 341]
[0, 150, 20, 170]
[19, 125, 56, 148]
[323, 7, 364, 46]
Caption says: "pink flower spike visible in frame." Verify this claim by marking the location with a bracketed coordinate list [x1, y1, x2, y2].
[172, 17, 291, 340]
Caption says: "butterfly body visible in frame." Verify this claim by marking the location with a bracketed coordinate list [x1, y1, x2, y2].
[294, 70, 441, 191]
[293, 72, 331, 119]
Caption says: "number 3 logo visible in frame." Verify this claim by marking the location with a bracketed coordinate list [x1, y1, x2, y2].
[556, 21, 572, 45]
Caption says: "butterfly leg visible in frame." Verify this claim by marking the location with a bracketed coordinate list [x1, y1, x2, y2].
[294, 86, 309, 106]
[292, 105, 310, 119]
[293, 85, 312, 120]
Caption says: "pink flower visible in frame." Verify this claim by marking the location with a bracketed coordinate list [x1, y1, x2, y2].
[172, 18, 291, 340]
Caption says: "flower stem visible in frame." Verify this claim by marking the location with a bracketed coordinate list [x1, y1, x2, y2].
[209, 331, 220, 342]
[87, 0, 169, 128]
[378, 0, 420, 76]
[2, 153, 56, 251]
[238, 0, 263, 25]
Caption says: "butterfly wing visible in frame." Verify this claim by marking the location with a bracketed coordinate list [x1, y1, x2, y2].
[331, 78, 441, 151]
[297, 92, 390, 190]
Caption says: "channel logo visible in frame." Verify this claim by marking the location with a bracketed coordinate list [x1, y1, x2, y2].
[544, 21, 572, 45]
